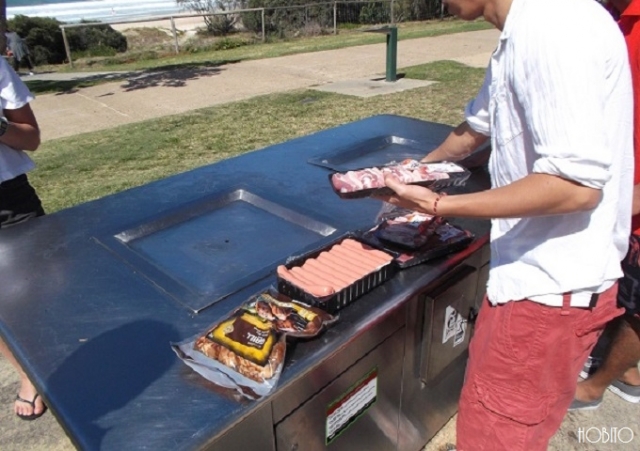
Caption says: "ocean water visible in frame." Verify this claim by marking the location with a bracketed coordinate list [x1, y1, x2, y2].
[7, 0, 187, 24]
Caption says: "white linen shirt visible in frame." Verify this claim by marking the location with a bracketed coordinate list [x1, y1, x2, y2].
[0, 57, 35, 183]
[465, 0, 634, 307]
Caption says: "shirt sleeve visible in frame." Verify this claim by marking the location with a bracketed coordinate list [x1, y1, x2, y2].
[464, 67, 492, 136]
[0, 57, 34, 111]
[521, 21, 631, 190]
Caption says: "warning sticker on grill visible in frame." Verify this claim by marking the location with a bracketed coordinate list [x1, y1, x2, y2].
[326, 367, 378, 444]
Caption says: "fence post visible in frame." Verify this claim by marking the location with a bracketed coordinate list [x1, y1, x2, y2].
[333, 2, 337, 35]
[61, 26, 73, 68]
[261, 8, 266, 42]
[170, 16, 179, 54]
[390, 0, 395, 24]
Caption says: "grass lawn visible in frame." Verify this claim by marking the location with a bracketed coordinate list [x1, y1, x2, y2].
[31, 60, 485, 213]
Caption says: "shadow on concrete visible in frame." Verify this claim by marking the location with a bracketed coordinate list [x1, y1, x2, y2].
[24, 60, 241, 95]
[121, 62, 232, 91]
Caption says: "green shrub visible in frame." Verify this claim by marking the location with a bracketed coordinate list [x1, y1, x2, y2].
[7, 15, 127, 65]
[66, 21, 128, 54]
[358, 2, 389, 24]
[8, 15, 66, 65]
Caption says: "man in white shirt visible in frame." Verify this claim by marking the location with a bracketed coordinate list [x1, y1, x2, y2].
[377, 0, 633, 449]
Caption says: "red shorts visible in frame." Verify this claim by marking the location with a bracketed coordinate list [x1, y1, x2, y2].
[456, 283, 623, 451]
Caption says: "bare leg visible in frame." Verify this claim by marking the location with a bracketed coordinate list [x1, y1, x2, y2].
[574, 316, 640, 402]
[0, 336, 45, 416]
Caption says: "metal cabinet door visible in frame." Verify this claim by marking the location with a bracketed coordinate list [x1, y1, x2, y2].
[275, 329, 404, 451]
[419, 264, 478, 385]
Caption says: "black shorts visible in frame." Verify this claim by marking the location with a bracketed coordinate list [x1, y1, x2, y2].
[617, 233, 640, 317]
[0, 174, 45, 228]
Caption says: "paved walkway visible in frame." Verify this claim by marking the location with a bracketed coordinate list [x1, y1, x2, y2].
[31, 29, 499, 141]
[3, 28, 639, 451]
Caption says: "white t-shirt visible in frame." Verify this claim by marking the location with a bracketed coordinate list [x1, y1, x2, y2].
[465, 0, 634, 307]
[0, 57, 35, 183]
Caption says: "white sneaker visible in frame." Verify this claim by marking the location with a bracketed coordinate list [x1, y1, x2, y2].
[28, 72, 34, 76]
[608, 379, 640, 403]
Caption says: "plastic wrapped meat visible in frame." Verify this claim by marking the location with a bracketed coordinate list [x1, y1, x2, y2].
[330, 159, 465, 195]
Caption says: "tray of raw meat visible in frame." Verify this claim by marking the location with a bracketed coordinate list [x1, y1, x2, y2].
[358, 211, 474, 268]
[329, 159, 470, 199]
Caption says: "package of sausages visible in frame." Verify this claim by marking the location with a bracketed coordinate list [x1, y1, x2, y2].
[172, 308, 287, 399]
[171, 289, 338, 399]
[276, 235, 397, 314]
[359, 209, 474, 268]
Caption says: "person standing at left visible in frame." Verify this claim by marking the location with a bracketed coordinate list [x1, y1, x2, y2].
[5, 30, 35, 76]
[0, 53, 46, 420]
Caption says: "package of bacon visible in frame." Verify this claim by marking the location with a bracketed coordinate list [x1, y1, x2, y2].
[245, 289, 338, 338]
[329, 159, 471, 199]
[359, 210, 475, 268]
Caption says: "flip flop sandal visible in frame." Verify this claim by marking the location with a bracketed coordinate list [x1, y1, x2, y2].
[15, 393, 47, 421]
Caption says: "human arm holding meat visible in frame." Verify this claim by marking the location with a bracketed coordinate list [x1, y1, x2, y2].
[380, 171, 601, 219]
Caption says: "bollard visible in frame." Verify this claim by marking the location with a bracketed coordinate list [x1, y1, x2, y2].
[364, 25, 398, 82]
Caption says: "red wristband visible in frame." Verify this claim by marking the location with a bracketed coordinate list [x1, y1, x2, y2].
[433, 192, 447, 215]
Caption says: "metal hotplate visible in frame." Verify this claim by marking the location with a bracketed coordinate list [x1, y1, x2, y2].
[96, 188, 336, 313]
[307, 130, 450, 172]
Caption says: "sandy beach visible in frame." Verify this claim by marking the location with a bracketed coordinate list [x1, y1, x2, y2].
[109, 14, 206, 33]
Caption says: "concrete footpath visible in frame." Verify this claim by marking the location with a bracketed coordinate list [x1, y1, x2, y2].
[2, 28, 639, 450]
[30, 29, 499, 141]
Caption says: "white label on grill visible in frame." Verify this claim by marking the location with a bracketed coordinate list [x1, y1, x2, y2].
[326, 368, 378, 444]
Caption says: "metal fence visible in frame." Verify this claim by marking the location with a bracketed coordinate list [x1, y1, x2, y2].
[60, 0, 445, 66]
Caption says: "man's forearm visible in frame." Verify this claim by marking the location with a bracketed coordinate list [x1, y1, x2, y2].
[421, 121, 489, 163]
[436, 173, 601, 219]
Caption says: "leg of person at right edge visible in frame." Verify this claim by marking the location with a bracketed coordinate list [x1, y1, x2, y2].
[572, 316, 640, 405]
[0, 338, 45, 418]
[456, 284, 623, 451]
[572, 233, 640, 408]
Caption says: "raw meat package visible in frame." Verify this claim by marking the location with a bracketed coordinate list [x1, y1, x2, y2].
[276, 235, 396, 314]
[171, 289, 337, 399]
[330, 159, 470, 199]
[172, 309, 286, 399]
[246, 289, 338, 338]
[359, 210, 475, 268]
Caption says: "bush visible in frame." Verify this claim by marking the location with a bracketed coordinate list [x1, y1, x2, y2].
[66, 21, 128, 56]
[241, 0, 332, 38]
[358, 2, 389, 24]
[7, 15, 127, 65]
[8, 15, 66, 65]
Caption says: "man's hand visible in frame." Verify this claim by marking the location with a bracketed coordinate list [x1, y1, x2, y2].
[373, 175, 440, 215]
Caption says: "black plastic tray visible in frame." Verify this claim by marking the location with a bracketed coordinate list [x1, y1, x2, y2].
[358, 221, 475, 269]
[276, 234, 397, 314]
[329, 162, 471, 199]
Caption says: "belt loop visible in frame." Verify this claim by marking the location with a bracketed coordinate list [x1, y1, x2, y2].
[561, 293, 571, 316]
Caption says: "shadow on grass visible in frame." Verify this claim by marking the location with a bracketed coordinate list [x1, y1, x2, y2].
[24, 59, 242, 95]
